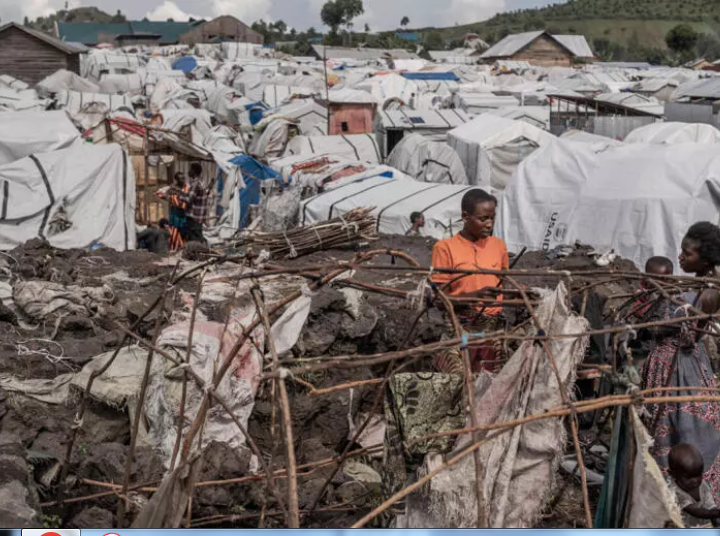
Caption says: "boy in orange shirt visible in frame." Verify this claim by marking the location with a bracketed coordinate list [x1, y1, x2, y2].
[431, 189, 509, 373]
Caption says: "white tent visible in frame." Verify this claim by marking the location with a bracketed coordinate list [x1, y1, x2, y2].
[498, 139, 720, 271]
[98, 73, 144, 95]
[0, 111, 81, 166]
[56, 90, 134, 115]
[560, 129, 623, 149]
[0, 143, 135, 251]
[36, 70, 100, 97]
[624, 122, 720, 144]
[448, 114, 555, 189]
[0, 87, 50, 113]
[354, 74, 418, 108]
[260, 100, 328, 136]
[221, 42, 262, 60]
[485, 106, 550, 130]
[386, 134, 468, 185]
[452, 93, 520, 113]
[284, 134, 382, 164]
[301, 173, 472, 239]
[263, 85, 318, 108]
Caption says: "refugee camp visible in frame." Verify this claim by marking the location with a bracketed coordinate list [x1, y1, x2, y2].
[3, 0, 720, 529]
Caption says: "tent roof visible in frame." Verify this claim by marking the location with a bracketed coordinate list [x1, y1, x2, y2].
[448, 113, 555, 148]
[624, 122, 720, 144]
[378, 109, 471, 130]
[311, 45, 420, 60]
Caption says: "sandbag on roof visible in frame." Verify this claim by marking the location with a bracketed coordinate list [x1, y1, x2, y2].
[624, 122, 720, 144]
[284, 134, 382, 164]
[498, 139, 720, 270]
[0, 111, 81, 166]
[448, 113, 555, 190]
[0, 143, 135, 251]
[301, 173, 473, 239]
[386, 134, 468, 185]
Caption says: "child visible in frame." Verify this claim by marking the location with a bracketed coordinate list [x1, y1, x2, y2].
[668, 443, 720, 527]
[634, 256, 674, 319]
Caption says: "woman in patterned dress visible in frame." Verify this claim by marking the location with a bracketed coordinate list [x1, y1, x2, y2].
[641, 222, 720, 504]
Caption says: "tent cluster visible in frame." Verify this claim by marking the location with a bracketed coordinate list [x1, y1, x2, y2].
[0, 42, 719, 266]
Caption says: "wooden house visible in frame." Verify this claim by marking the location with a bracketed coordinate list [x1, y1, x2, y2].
[178, 16, 263, 45]
[0, 23, 85, 85]
[324, 90, 377, 136]
[480, 31, 595, 67]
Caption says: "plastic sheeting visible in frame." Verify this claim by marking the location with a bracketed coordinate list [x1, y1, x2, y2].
[498, 139, 720, 271]
[56, 90, 134, 115]
[301, 173, 473, 239]
[448, 114, 555, 190]
[624, 122, 720, 144]
[0, 143, 136, 251]
[263, 85, 318, 108]
[284, 134, 382, 164]
[36, 70, 100, 97]
[386, 134, 468, 185]
[355, 74, 418, 107]
[398, 282, 588, 528]
[0, 110, 81, 166]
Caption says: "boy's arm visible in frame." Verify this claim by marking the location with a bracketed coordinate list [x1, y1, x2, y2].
[683, 504, 720, 520]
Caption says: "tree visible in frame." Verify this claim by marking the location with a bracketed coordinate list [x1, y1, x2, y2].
[400, 16, 409, 28]
[422, 31, 444, 50]
[23, 16, 30, 27]
[273, 20, 288, 35]
[665, 23, 698, 56]
[364, 23, 370, 33]
[110, 9, 126, 23]
[321, 0, 364, 42]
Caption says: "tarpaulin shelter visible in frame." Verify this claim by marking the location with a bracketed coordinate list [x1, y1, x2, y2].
[226, 154, 288, 228]
[624, 122, 720, 144]
[498, 139, 720, 271]
[0, 110, 82, 165]
[284, 134, 382, 164]
[386, 134, 468, 185]
[448, 113, 555, 190]
[401, 71, 460, 82]
[0, 143, 135, 251]
[375, 108, 471, 157]
[301, 172, 474, 238]
[171, 56, 198, 73]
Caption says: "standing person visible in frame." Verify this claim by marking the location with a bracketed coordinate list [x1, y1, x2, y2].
[405, 212, 425, 237]
[169, 172, 189, 250]
[431, 188, 509, 373]
[181, 162, 210, 244]
[641, 222, 720, 504]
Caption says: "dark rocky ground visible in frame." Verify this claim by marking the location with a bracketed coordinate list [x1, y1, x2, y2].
[0, 235, 635, 529]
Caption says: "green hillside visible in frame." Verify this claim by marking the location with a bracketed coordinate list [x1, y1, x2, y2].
[424, 0, 720, 61]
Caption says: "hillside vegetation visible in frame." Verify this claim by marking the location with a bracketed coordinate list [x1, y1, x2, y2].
[434, 0, 720, 61]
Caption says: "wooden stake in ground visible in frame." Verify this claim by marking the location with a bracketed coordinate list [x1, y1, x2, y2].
[252, 287, 301, 528]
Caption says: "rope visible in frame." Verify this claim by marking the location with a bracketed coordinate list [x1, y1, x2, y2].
[282, 231, 298, 259]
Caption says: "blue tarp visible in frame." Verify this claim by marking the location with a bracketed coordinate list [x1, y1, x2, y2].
[244, 101, 269, 125]
[172, 56, 198, 73]
[228, 155, 288, 228]
[401, 71, 459, 81]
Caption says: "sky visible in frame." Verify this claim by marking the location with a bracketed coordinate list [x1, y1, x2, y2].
[0, 0, 562, 31]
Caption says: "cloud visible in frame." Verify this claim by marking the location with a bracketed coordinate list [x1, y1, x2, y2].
[146, 0, 200, 21]
[209, 0, 272, 21]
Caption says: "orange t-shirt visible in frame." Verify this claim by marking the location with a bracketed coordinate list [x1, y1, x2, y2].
[431, 234, 509, 315]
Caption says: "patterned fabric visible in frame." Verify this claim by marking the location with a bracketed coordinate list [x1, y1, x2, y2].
[669, 480, 718, 527]
[180, 180, 210, 224]
[381, 373, 465, 524]
[435, 314, 505, 375]
[641, 293, 720, 506]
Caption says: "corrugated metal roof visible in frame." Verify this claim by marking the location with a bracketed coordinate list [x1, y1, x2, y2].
[553, 35, 594, 58]
[378, 108, 471, 130]
[57, 20, 199, 45]
[480, 31, 544, 59]
[481, 31, 593, 59]
[0, 22, 85, 54]
[312, 45, 420, 60]
[676, 77, 720, 99]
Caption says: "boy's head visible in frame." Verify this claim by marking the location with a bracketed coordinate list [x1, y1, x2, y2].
[174, 172, 186, 187]
[645, 256, 674, 276]
[410, 212, 425, 228]
[669, 443, 705, 493]
[158, 218, 169, 230]
[189, 162, 203, 179]
[461, 189, 497, 241]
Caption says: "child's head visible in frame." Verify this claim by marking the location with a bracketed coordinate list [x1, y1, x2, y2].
[645, 256, 674, 276]
[410, 212, 425, 228]
[669, 443, 705, 492]
[158, 218, 169, 230]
